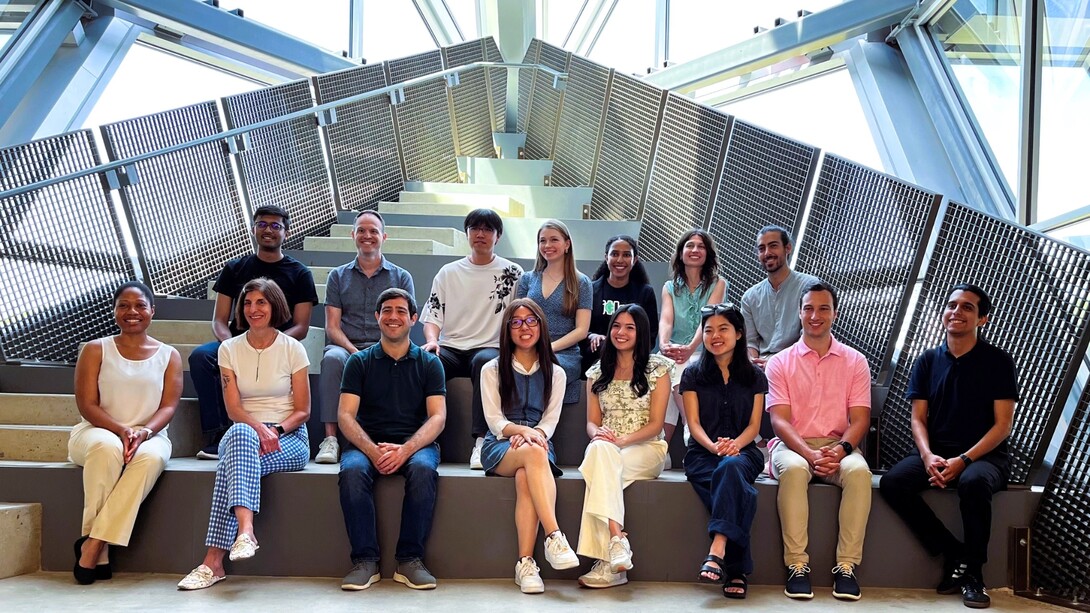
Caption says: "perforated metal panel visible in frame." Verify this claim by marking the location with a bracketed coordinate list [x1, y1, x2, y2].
[794, 154, 940, 380]
[1031, 383, 1090, 601]
[590, 73, 665, 221]
[708, 121, 819, 303]
[638, 94, 730, 264]
[0, 131, 135, 363]
[313, 63, 401, 211]
[483, 36, 507, 133]
[99, 102, 249, 299]
[523, 40, 570, 161]
[879, 202, 1090, 484]
[387, 51, 460, 182]
[443, 40, 496, 159]
[222, 79, 336, 249]
[551, 55, 610, 188]
[516, 39, 541, 134]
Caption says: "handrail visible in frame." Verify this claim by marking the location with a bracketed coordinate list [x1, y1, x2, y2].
[0, 61, 567, 201]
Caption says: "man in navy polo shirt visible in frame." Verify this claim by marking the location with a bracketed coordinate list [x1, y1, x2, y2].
[880, 284, 1018, 609]
[337, 288, 447, 592]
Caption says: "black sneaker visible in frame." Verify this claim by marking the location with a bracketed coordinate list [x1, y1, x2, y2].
[938, 561, 968, 595]
[962, 575, 991, 609]
[832, 562, 861, 601]
[784, 563, 813, 599]
[195, 444, 219, 460]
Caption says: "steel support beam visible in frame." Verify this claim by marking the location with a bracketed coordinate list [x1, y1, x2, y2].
[412, 0, 463, 48]
[92, 0, 354, 78]
[653, 0, 668, 70]
[644, 0, 916, 93]
[0, 0, 85, 138]
[1017, 0, 1044, 225]
[348, 0, 363, 61]
[479, 0, 534, 130]
[567, 0, 614, 56]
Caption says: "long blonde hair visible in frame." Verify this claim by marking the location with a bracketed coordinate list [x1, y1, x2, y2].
[534, 219, 580, 316]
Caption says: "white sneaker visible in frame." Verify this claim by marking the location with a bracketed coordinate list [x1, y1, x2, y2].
[544, 531, 579, 570]
[469, 436, 484, 470]
[579, 559, 628, 589]
[515, 557, 544, 594]
[608, 535, 633, 572]
[315, 436, 339, 464]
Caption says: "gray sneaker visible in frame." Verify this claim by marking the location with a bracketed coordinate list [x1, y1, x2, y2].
[394, 558, 437, 590]
[341, 560, 380, 591]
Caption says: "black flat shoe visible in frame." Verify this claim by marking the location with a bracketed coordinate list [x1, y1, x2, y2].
[73, 536, 95, 585]
[95, 563, 112, 580]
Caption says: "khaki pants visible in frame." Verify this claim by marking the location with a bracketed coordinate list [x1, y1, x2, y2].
[769, 437, 872, 566]
[576, 439, 667, 561]
[68, 423, 171, 548]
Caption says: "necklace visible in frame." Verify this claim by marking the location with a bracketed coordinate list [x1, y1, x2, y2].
[247, 331, 276, 380]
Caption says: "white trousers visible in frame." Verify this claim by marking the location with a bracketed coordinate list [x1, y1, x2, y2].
[576, 439, 667, 561]
[68, 423, 171, 548]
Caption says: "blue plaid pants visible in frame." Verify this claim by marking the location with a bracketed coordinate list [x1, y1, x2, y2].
[204, 422, 310, 550]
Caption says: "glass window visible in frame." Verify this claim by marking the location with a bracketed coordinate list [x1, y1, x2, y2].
[1, 0, 42, 59]
[587, 0, 656, 76]
[718, 68, 883, 171]
[81, 42, 261, 129]
[361, 0, 437, 62]
[667, 0, 841, 66]
[930, 2, 1022, 202]
[446, 0, 479, 40]
[538, 0, 585, 46]
[223, 0, 351, 56]
[1047, 217, 1090, 251]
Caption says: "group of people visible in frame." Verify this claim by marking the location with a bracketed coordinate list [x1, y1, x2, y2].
[68, 204, 1018, 609]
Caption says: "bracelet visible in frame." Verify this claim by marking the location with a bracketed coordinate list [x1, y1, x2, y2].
[959, 453, 973, 466]
[141, 427, 154, 439]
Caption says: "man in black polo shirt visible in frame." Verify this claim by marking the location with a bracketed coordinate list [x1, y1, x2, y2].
[337, 288, 446, 592]
[190, 205, 318, 459]
[880, 284, 1018, 609]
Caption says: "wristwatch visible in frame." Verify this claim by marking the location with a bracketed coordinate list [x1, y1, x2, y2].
[274, 424, 286, 435]
[141, 427, 154, 440]
[959, 453, 973, 466]
[838, 440, 853, 455]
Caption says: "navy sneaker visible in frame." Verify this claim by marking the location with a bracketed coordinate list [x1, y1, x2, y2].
[784, 563, 813, 599]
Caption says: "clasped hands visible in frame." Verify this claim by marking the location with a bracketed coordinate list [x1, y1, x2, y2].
[808, 445, 846, 477]
[510, 426, 548, 449]
[660, 343, 694, 365]
[590, 425, 628, 448]
[923, 453, 966, 488]
[369, 442, 412, 474]
[712, 437, 740, 457]
[118, 427, 151, 464]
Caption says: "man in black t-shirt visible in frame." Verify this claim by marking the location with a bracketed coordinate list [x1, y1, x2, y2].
[189, 205, 318, 459]
[879, 284, 1018, 609]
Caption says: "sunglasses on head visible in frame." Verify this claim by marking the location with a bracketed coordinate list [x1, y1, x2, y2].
[700, 302, 739, 317]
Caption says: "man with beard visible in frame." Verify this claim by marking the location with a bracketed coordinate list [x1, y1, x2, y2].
[740, 226, 819, 368]
[190, 205, 318, 459]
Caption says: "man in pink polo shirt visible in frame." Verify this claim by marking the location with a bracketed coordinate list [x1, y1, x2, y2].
[765, 281, 872, 602]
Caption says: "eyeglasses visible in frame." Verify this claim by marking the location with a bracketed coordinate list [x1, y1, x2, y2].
[700, 302, 739, 317]
[468, 224, 497, 234]
[254, 221, 285, 231]
[508, 316, 540, 329]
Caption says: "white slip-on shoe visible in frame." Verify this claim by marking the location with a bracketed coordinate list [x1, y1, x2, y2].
[178, 565, 225, 590]
[228, 533, 259, 561]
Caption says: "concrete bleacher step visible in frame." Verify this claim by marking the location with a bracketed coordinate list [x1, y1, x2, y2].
[403, 182, 591, 219]
[303, 236, 464, 257]
[379, 200, 525, 219]
[458, 156, 554, 186]
[0, 502, 40, 579]
[0, 394, 203, 461]
[329, 224, 471, 251]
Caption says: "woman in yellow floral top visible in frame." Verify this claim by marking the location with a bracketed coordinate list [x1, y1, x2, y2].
[576, 304, 673, 588]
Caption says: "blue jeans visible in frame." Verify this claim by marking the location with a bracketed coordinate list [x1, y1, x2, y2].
[189, 340, 228, 434]
[338, 443, 440, 563]
[685, 445, 764, 575]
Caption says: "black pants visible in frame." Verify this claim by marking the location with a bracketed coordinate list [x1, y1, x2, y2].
[437, 346, 498, 439]
[879, 450, 1006, 575]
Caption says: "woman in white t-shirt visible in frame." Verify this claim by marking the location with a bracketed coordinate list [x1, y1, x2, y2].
[70, 281, 183, 585]
[179, 277, 311, 591]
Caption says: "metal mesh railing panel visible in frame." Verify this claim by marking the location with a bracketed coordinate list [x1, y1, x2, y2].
[1031, 383, 1090, 601]
[484, 36, 506, 132]
[551, 55, 610, 188]
[795, 155, 940, 380]
[879, 202, 1090, 484]
[443, 39, 494, 157]
[387, 49, 443, 82]
[0, 131, 135, 362]
[638, 94, 730, 263]
[708, 120, 818, 302]
[100, 102, 249, 298]
[313, 63, 402, 211]
[590, 73, 663, 220]
[387, 50, 459, 182]
[516, 39, 541, 135]
[222, 79, 335, 249]
[523, 40, 570, 161]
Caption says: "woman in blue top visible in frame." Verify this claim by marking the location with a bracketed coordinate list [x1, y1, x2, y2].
[659, 229, 727, 449]
[516, 219, 592, 404]
[480, 298, 578, 594]
[681, 303, 766, 599]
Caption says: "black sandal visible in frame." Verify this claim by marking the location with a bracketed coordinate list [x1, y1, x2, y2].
[698, 554, 725, 584]
[723, 573, 748, 599]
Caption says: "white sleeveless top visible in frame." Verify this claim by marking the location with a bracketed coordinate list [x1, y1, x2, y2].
[90, 336, 172, 431]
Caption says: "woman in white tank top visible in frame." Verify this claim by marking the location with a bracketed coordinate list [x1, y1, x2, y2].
[69, 281, 183, 584]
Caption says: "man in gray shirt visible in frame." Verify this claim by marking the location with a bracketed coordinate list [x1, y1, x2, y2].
[317, 211, 415, 463]
[740, 225, 820, 368]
